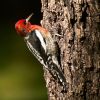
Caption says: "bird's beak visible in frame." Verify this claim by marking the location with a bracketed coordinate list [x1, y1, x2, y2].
[26, 13, 33, 23]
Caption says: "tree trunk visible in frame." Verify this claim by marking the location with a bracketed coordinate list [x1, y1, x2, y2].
[41, 0, 100, 99]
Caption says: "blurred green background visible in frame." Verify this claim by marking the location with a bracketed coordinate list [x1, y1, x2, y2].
[0, 0, 47, 100]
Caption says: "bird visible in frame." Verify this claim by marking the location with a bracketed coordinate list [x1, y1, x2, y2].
[15, 13, 67, 92]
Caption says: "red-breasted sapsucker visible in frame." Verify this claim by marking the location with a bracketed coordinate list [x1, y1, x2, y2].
[15, 14, 67, 92]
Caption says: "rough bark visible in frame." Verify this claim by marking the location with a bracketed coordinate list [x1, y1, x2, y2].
[41, 0, 100, 99]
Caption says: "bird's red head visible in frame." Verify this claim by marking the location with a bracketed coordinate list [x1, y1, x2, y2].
[15, 13, 33, 37]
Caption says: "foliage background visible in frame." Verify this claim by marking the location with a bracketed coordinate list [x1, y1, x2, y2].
[0, 0, 47, 99]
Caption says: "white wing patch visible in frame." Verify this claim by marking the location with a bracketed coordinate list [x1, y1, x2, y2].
[35, 30, 46, 52]
[26, 40, 47, 68]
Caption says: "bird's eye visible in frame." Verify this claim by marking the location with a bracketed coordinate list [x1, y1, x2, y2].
[23, 21, 26, 25]
[24, 21, 26, 24]
[22, 28, 26, 33]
